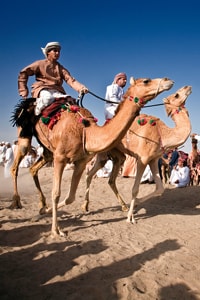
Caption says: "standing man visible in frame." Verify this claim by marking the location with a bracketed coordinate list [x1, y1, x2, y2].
[104, 72, 127, 121]
[4, 143, 14, 178]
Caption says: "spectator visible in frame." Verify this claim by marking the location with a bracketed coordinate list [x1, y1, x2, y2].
[12, 140, 18, 158]
[19, 149, 36, 168]
[122, 155, 137, 178]
[140, 165, 154, 183]
[169, 147, 179, 172]
[169, 157, 190, 188]
[0, 142, 6, 166]
[4, 142, 14, 178]
[96, 159, 113, 178]
[36, 144, 44, 159]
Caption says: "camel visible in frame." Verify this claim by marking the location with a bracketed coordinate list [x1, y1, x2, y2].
[188, 135, 200, 168]
[82, 86, 192, 223]
[159, 154, 171, 184]
[10, 76, 173, 237]
[188, 134, 200, 185]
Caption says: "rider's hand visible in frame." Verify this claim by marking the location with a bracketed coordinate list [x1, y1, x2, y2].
[80, 86, 88, 94]
[20, 89, 28, 99]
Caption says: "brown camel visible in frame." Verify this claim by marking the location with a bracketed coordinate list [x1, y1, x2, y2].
[82, 86, 192, 223]
[188, 134, 200, 185]
[10, 77, 173, 237]
[188, 135, 200, 168]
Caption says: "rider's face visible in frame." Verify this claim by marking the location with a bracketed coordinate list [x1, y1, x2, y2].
[117, 77, 127, 88]
[47, 48, 60, 61]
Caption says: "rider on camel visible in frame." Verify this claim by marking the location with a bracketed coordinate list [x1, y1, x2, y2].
[18, 41, 88, 116]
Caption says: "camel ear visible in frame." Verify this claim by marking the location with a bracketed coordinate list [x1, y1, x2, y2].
[130, 77, 135, 85]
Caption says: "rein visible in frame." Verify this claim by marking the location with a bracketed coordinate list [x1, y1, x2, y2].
[81, 86, 165, 108]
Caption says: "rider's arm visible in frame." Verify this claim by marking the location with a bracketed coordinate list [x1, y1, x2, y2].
[18, 63, 36, 99]
[61, 65, 88, 94]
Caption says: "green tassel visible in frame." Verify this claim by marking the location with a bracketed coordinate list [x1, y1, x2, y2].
[41, 116, 50, 124]
[61, 104, 67, 110]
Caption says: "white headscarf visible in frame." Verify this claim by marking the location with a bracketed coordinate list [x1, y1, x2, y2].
[41, 42, 61, 57]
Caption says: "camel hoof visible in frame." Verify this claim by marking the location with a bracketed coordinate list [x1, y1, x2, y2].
[31, 214, 44, 222]
[81, 203, 89, 212]
[39, 206, 50, 215]
[121, 204, 129, 212]
[51, 229, 67, 238]
[126, 217, 136, 224]
[10, 195, 22, 209]
[9, 202, 22, 209]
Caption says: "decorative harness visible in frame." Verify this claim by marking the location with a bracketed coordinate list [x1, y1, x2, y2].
[125, 97, 186, 154]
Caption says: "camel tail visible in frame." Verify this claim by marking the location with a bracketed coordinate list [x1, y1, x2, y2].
[10, 98, 36, 138]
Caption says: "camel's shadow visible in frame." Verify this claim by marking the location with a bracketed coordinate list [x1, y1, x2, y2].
[134, 185, 200, 220]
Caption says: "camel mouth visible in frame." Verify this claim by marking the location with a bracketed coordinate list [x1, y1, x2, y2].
[165, 81, 174, 90]
[160, 80, 174, 91]
[186, 86, 192, 96]
[180, 86, 192, 101]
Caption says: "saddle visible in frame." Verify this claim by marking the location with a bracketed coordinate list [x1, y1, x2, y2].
[41, 96, 76, 129]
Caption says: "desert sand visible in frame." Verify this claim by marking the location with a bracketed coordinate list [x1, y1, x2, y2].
[0, 165, 200, 300]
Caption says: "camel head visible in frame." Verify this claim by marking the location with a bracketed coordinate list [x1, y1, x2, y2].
[163, 86, 192, 117]
[190, 134, 198, 145]
[126, 77, 174, 103]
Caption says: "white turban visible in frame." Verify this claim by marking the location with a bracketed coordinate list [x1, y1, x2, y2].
[41, 42, 61, 57]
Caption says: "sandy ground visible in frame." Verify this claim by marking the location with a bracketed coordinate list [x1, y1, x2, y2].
[0, 165, 200, 300]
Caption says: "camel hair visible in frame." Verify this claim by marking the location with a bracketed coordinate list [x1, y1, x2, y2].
[10, 77, 174, 237]
[82, 85, 192, 224]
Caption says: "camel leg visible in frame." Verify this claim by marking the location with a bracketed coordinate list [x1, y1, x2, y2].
[10, 136, 31, 209]
[53, 158, 90, 237]
[148, 159, 165, 197]
[58, 158, 90, 210]
[127, 159, 165, 224]
[161, 165, 167, 184]
[108, 151, 129, 211]
[83, 150, 128, 212]
[82, 152, 108, 212]
[29, 148, 53, 214]
[127, 161, 146, 224]
[51, 156, 66, 237]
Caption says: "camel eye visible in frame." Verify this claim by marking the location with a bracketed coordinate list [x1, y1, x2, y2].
[175, 93, 179, 98]
[143, 79, 150, 84]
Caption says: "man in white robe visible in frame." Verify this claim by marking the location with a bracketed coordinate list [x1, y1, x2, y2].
[169, 158, 190, 188]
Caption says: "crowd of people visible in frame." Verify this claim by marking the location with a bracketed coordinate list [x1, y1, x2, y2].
[0, 141, 44, 178]
[89, 146, 196, 189]
[2, 136, 199, 189]
[158, 148, 192, 188]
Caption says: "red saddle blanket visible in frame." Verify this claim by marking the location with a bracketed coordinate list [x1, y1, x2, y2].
[41, 96, 76, 129]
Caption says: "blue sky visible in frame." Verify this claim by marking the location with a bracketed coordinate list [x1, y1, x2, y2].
[0, 0, 200, 153]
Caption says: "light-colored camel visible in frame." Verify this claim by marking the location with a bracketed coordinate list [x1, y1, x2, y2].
[83, 86, 192, 223]
[188, 134, 200, 185]
[188, 135, 200, 168]
[10, 77, 173, 237]
[159, 154, 171, 184]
